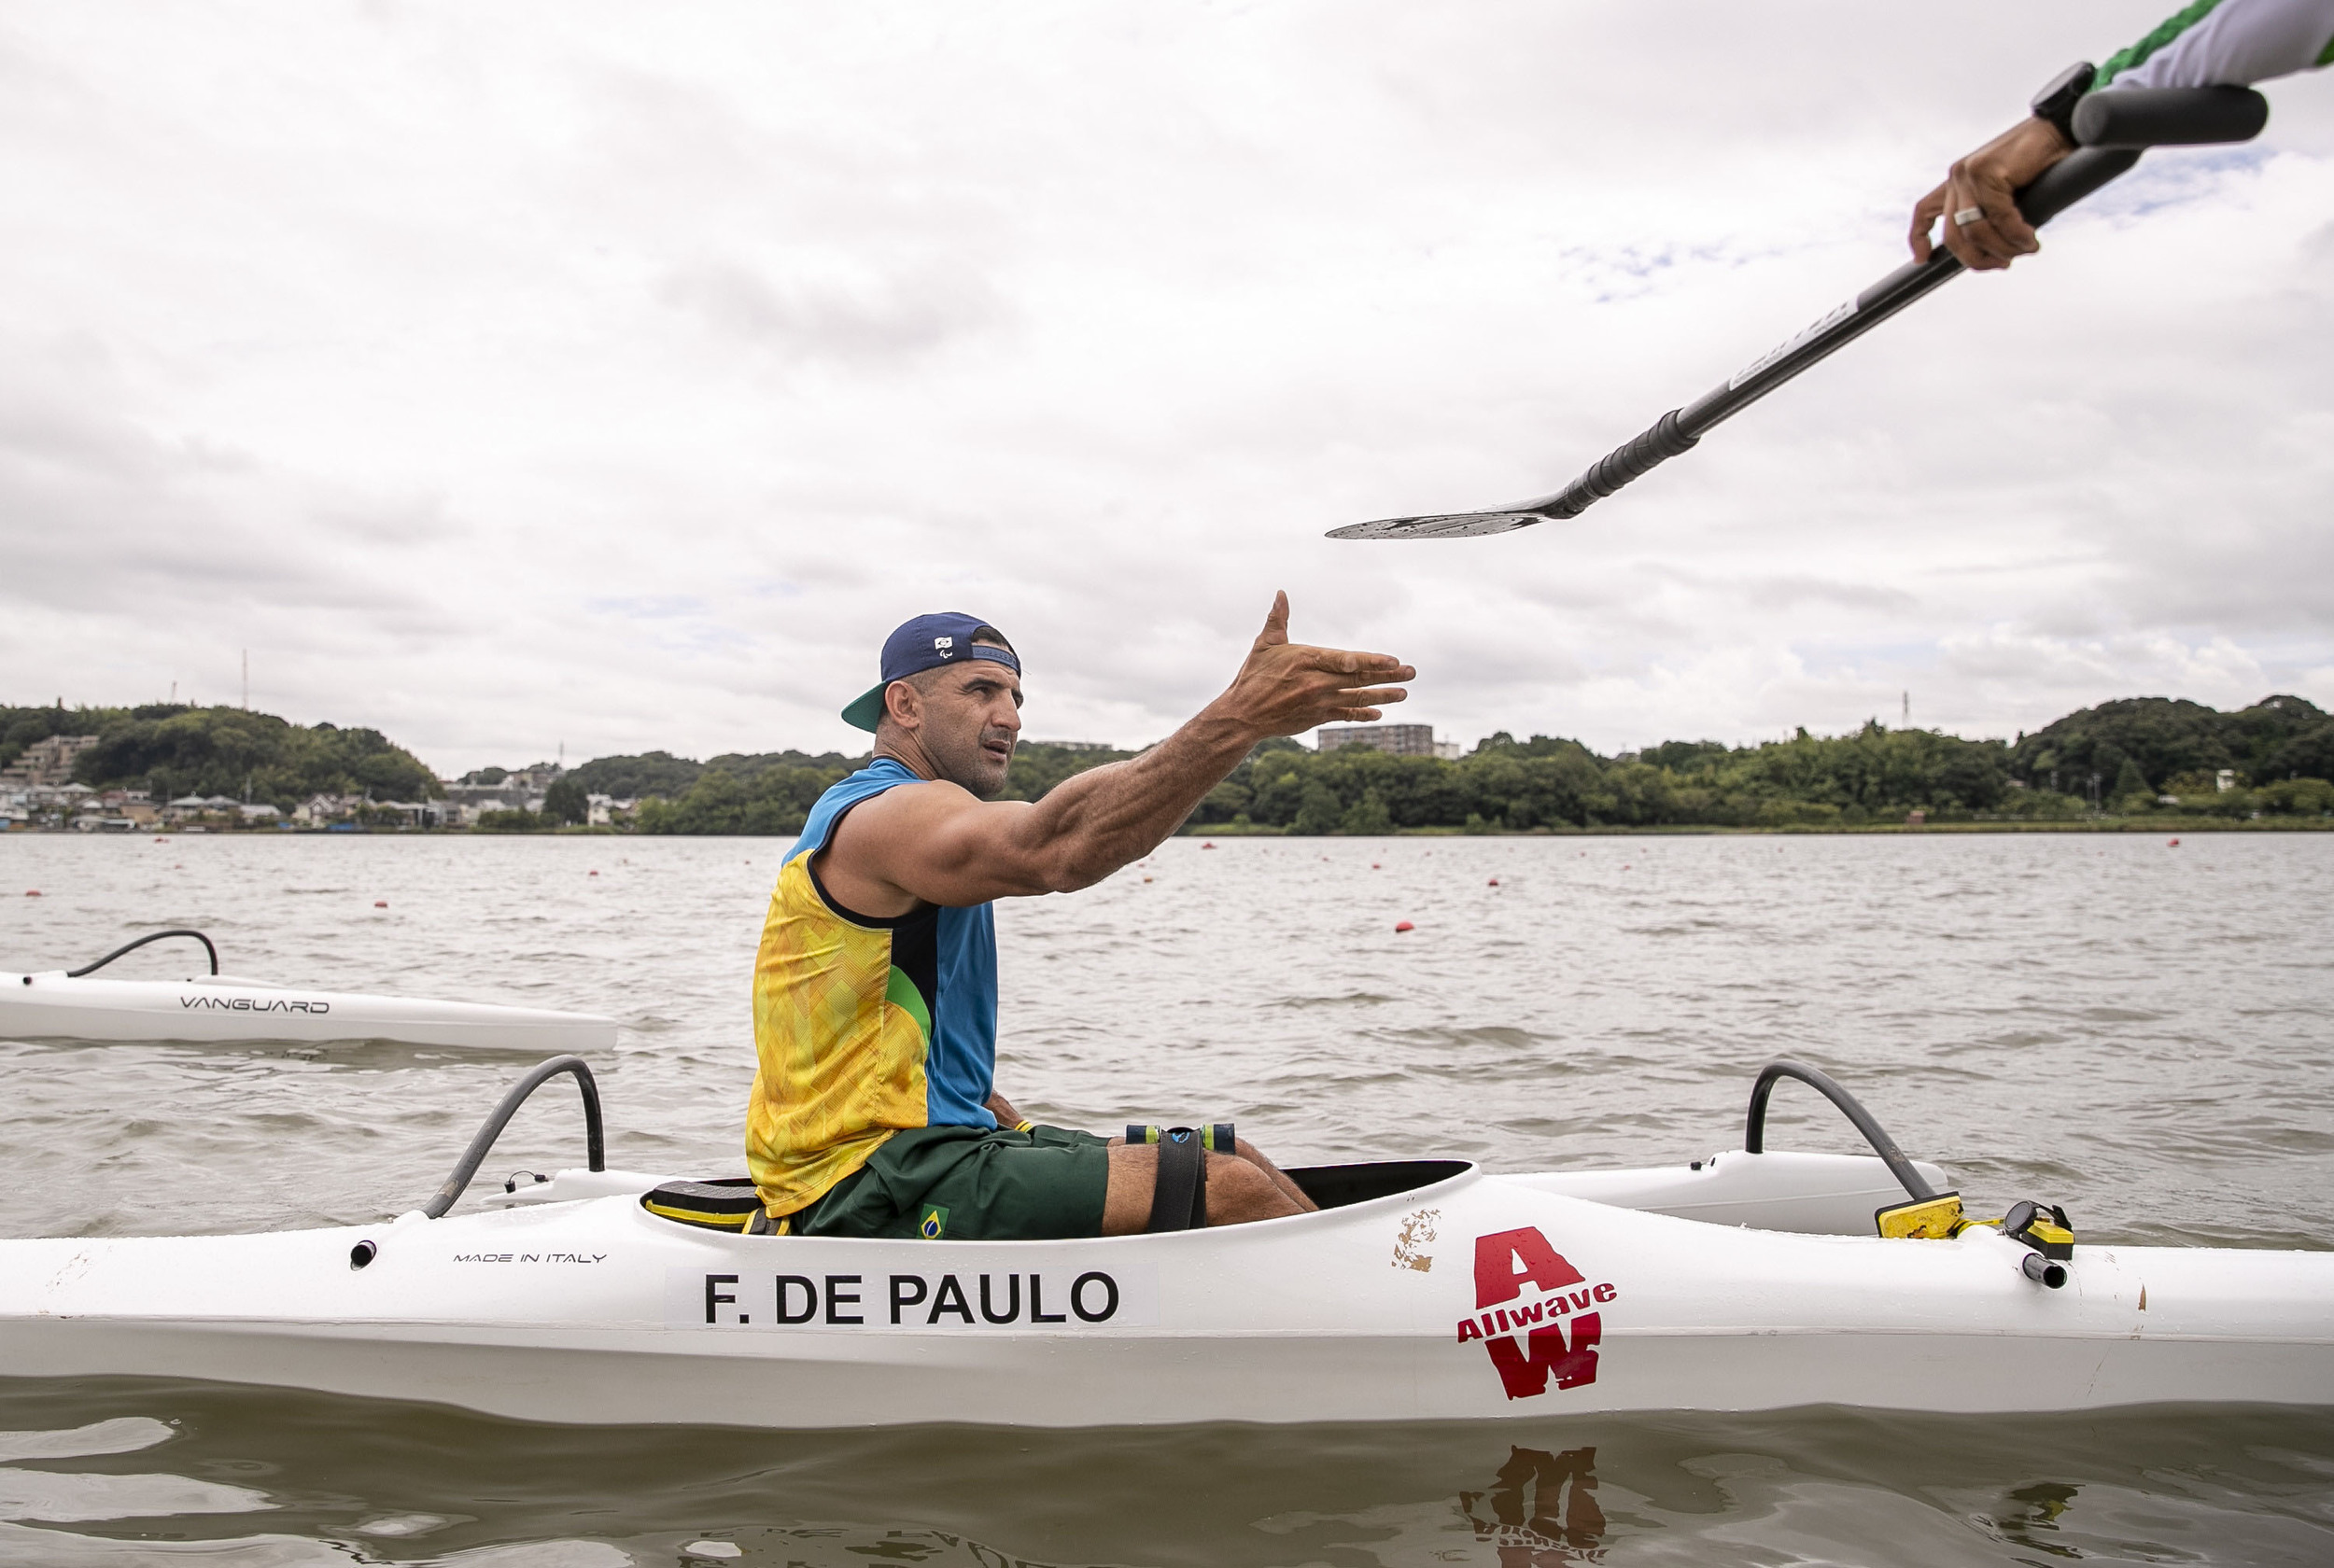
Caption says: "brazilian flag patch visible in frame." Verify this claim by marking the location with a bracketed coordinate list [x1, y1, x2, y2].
[918, 1205, 949, 1239]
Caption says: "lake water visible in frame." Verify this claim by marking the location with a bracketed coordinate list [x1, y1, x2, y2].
[2, 830, 2330, 1564]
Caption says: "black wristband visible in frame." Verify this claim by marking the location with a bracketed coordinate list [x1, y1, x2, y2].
[2031, 61, 2098, 146]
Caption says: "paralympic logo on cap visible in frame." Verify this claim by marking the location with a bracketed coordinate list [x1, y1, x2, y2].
[935, 636, 955, 657]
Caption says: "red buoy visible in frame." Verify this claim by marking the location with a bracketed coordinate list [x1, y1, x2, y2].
[23, 889, 39, 898]
[1394, 919, 1414, 932]
[1202, 842, 1217, 849]
[2168, 838, 2180, 847]
[1488, 877, 1499, 887]
[588, 869, 599, 876]
[373, 900, 388, 908]
[1371, 863, 1382, 870]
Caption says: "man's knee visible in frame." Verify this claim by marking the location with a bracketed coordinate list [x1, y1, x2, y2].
[1203, 1154, 1297, 1225]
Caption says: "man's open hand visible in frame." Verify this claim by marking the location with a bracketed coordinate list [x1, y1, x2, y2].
[1211, 591, 1413, 741]
[1909, 116, 2070, 271]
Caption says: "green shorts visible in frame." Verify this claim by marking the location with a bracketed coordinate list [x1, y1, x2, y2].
[790, 1124, 1112, 1240]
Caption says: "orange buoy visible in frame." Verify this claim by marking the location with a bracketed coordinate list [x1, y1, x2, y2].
[373, 900, 388, 908]
[1394, 920, 1414, 932]
[1143, 875, 1153, 883]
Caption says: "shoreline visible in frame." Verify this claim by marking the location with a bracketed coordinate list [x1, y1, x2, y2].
[8, 818, 2331, 841]
[1180, 818, 2334, 836]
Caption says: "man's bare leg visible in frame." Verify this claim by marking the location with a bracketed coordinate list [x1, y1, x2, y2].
[1229, 1135, 1317, 1213]
[1100, 1142, 1314, 1234]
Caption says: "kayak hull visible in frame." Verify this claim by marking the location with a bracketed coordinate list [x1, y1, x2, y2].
[3, 1164, 2327, 1428]
[0, 972, 617, 1054]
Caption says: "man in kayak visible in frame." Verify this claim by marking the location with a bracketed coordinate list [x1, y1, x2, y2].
[746, 594, 1413, 1239]
[1910, 0, 2333, 272]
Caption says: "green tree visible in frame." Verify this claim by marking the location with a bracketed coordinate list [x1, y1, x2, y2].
[1340, 788, 1393, 834]
[1292, 781, 1343, 835]
[542, 777, 589, 825]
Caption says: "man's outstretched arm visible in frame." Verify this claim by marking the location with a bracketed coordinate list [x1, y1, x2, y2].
[1909, 0, 2334, 271]
[833, 593, 1411, 908]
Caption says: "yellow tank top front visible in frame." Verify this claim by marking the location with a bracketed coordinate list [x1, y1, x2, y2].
[745, 849, 935, 1217]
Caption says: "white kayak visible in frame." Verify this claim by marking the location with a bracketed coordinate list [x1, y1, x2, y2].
[1, 930, 615, 1054]
[1, 1058, 2327, 1429]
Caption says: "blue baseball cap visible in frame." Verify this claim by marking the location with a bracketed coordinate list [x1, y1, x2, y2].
[842, 611, 1021, 732]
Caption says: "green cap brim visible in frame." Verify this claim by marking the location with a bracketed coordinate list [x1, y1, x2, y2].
[841, 681, 888, 733]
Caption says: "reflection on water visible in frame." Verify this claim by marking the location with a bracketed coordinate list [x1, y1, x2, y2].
[1, 1379, 2330, 1565]
[1459, 1448, 1605, 1562]
[2, 834, 2333, 1561]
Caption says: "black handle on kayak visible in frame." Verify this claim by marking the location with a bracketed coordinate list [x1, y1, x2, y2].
[423, 1054, 605, 1218]
[67, 928, 221, 977]
[1329, 83, 2269, 540]
[1744, 1058, 1936, 1204]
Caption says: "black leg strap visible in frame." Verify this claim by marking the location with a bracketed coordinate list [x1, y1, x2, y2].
[1144, 1126, 1208, 1232]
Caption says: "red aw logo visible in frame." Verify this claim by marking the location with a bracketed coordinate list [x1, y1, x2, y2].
[1459, 1226, 1613, 1400]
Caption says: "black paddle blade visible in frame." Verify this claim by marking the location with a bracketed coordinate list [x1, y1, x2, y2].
[1325, 507, 1550, 540]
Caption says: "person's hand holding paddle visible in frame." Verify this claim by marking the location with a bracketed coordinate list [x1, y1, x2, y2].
[1908, 116, 2072, 271]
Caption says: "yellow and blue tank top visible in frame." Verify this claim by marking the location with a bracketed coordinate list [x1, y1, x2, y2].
[745, 758, 1000, 1217]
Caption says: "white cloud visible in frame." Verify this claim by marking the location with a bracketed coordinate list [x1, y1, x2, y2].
[2, 1, 2327, 771]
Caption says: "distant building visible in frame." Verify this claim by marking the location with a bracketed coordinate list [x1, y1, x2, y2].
[0, 735, 101, 791]
[1024, 740, 1118, 752]
[440, 780, 541, 819]
[1315, 723, 1454, 759]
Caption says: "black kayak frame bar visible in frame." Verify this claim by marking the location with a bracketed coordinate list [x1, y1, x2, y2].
[67, 928, 221, 978]
[1334, 83, 2269, 539]
[423, 1055, 606, 1218]
[1743, 1058, 1936, 1204]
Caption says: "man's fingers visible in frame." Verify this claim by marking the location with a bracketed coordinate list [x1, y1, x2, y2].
[1986, 203, 2039, 257]
[1908, 182, 1947, 262]
[1335, 685, 1409, 707]
[1300, 647, 1408, 677]
[1251, 590, 1291, 653]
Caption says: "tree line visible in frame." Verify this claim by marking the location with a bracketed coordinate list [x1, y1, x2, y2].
[2, 702, 437, 806]
[19, 692, 2328, 833]
[598, 694, 2334, 835]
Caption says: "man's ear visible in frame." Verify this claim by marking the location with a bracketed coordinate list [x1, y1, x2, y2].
[882, 679, 921, 730]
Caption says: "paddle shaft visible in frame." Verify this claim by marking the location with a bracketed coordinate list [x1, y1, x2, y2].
[1535, 145, 2140, 521]
[1437, 84, 2271, 530]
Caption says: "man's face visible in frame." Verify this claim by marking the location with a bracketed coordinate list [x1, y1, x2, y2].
[893, 656, 1022, 797]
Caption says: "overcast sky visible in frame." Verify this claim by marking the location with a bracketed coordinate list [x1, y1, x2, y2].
[4, 2, 2328, 773]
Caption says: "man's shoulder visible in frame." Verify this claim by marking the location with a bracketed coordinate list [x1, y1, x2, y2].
[796, 762, 968, 861]
[823, 772, 978, 835]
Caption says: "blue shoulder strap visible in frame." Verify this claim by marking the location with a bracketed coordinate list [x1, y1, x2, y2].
[785, 758, 920, 866]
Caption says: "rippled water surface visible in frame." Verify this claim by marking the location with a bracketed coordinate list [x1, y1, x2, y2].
[2, 831, 2330, 1563]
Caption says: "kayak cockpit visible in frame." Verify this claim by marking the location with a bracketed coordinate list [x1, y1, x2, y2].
[1286, 1159, 1473, 1209]
[453, 1055, 1970, 1245]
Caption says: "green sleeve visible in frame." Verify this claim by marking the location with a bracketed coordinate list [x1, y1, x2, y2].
[2097, 0, 2228, 88]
